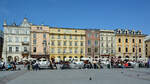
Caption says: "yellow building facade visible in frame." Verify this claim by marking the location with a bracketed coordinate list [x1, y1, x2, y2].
[49, 27, 86, 61]
[115, 29, 146, 60]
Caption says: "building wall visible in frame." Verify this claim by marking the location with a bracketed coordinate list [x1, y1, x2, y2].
[2, 18, 31, 62]
[115, 29, 146, 60]
[85, 30, 100, 60]
[49, 28, 86, 61]
[0, 30, 3, 59]
[99, 30, 116, 59]
[31, 25, 50, 59]
[145, 40, 150, 58]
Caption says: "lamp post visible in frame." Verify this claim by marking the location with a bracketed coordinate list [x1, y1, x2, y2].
[135, 43, 138, 62]
[42, 40, 49, 61]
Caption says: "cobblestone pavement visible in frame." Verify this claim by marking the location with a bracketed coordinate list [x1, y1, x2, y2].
[0, 68, 150, 84]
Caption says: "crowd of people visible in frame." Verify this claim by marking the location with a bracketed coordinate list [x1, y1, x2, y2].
[0, 57, 150, 71]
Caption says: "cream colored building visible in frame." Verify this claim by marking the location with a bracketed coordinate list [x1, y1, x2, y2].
[115, 29, 146, 61]
[31, 25, 50, 59]
[2, 18, 31, 62]
[49, 27, 86, 61]
[99, 30, 116, 59]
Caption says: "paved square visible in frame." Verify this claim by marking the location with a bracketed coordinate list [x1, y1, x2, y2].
[1, 69, 150, 84]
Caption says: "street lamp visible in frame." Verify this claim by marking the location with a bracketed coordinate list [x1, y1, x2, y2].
[134, 43, 138, 62]
[42, 40, 49, 61]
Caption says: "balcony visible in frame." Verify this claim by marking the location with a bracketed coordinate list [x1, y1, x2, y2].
[22, 42, 29, 45]
[22, 51, 29, 54]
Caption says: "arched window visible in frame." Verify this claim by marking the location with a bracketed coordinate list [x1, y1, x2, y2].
[118, 38, 121, 43]
[125, 38, 128, 43]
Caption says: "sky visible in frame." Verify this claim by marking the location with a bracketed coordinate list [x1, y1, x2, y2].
[0, 0, 150, 34]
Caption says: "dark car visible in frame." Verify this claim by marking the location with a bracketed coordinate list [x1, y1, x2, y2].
[61, 62, 71, 69]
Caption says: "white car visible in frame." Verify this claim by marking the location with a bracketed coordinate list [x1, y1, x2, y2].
[38, 58, 50, 69]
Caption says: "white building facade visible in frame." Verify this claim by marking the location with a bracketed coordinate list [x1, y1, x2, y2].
[99, 30, 116, 59]
[2, 18, 31, 63]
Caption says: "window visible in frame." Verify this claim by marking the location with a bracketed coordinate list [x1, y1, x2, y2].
[75, 36, 77, 40]
[69, 41, 72, 46]
[95, 40, 98, 46]
[75, 30, 77, 32]
[64, 35, 66, 39]
[24, 47, 27, 52]
[64, 41, 67, 46]
[95, 48, 98, 53]
[88, 33, 91, 37]
[95, 34, 98, 38]
[111, 50, 113, 53]
[33, 33, 36, 38]
[15, 37, 19, 42]
[64, 48, 66, 53]
[9, 47, 12, 52]
[70, 48, 72, 53]
[16, 47, 19, 52]
[118, 38, 121, 43]
[43, 33, 46, 38]
[118, 47, 121, 52]
[58, 29, 60, 32]
[8, 37, 12, 42]
[75, 48, 78, 53]
[101, 37, 103, 40]
[70, 35, 72, 39]
[133, 48, 135, 52]
[58, 48, 61, 53]
[81, 41, 83, 46]
[51, 48, 54, 53]
[58, 35, 60, 39]
[132, 39, 135, 43]
[111, 43, 113, 47]
[51, 41, 55, 46]
[139, 39, 141, 43]
[126, 47, 128, 52]
[146, 44, 148, 47]
[81, 48, 83, 54]
[106, 37, 108, 41]
[51, 34, 54, 39]
[33, 39, 36, 44]
[24, 37, 27, 42]
[101, 43, 103, 47]
[139, 48, 141, 52]
[88, 48, 91, 53]
[16, 29, 19, 34]
[81, 36, 83, 40]
[125, 38, 128, 43]
[58, 41, 61, 46]
[88, 40, 91, 46]
[111, 37, 113, 41]
[75, 41, 78, 46]
[106, 49, 108, 53]
[43, 40, 47, 45]
[33, 47, 36, 52]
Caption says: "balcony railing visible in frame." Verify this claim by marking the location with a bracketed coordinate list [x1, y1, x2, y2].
[22, 42, 29, 45]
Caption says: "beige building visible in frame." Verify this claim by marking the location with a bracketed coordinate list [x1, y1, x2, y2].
[31, 25, 50, 59]
[145, 39, 150, 58]
[49, 27, 86, 61]
[115, 29, 146, 61]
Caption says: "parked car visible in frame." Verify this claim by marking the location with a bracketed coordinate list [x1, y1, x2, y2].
[38, 58, 50, 69]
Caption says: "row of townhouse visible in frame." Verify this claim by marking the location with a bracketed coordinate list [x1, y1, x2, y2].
[1, 18, 147, 63]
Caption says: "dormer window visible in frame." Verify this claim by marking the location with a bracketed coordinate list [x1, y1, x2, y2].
[118, 30, 121, 34]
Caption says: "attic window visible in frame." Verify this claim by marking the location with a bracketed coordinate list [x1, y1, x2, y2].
[118, 30, 121, 34]
[132, 31, 135, 34]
